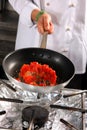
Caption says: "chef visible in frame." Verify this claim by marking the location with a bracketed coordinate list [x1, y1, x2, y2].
[8, 0, 87, 89]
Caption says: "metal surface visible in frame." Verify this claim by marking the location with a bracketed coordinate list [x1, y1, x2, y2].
[63, 90, 87, 98]
[40, 32, 48, 48]
[60, 118, 78, 130]
[0, 80, 16, 92]
[50, 104, 87, 113]
[0, 82, 86, 130]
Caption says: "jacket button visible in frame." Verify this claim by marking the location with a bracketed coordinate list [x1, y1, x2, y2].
[66, 27, 71, 31]
[69, 3, 75, 8]
[46, 2, 50, 6]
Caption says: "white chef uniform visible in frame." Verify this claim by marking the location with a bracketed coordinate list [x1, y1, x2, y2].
[8, 0, 87, 74]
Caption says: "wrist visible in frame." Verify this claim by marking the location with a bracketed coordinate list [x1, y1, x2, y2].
[31, 9, 46, 22]
[36, 10, 45, 22]
[31, 9, 40, 22]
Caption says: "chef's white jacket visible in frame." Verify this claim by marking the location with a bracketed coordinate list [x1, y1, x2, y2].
[8, 0, 87, 74]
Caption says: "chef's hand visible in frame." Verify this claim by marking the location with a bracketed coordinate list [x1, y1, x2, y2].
[31, 9, 54, 34]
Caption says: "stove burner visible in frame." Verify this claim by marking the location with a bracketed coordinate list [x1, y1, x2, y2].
[22, 106, 49, 130]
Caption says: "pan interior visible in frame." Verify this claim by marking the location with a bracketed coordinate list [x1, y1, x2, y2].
[3, 48, 75, 85]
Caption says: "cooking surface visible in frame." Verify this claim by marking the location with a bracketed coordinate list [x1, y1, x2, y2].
[0, 80, 87, 130]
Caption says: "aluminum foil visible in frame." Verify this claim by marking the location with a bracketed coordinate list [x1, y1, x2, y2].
[0, 81, 85, 130]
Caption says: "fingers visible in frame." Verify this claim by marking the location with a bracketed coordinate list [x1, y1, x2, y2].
[48, 22, 54, 34]
[37, 13, 54, 34]
[43, 14, 51, 31]
[37, 24, 44, 34]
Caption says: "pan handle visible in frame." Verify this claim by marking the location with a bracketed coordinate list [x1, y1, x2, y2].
[40, 32, 48, 48]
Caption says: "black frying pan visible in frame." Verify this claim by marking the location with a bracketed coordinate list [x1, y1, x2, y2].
[2, 48, 75, 93]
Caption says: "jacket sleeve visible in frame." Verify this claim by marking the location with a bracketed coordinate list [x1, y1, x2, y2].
[8, 0, 39, 26]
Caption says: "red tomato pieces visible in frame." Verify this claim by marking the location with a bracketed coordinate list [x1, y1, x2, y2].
[17, 62, 57, 86]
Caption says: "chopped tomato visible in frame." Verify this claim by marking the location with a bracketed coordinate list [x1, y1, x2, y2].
[16, 61, 58, 86]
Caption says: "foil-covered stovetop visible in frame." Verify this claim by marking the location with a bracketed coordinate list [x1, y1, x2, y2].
[0, 80, 87, 130]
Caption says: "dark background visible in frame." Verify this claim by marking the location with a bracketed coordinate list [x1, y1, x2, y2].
[0, 0, 18, 79]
